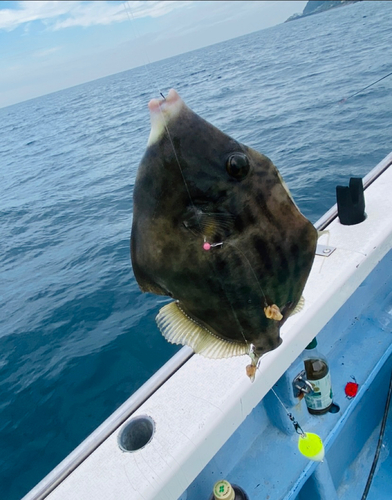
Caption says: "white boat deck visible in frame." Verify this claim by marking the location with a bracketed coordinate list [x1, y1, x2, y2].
[35, 154, 392, 500]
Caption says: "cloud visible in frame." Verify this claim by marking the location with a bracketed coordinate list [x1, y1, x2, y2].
[50, 2, 127, 30]
[0, 1, 191, 32]
[0, 1, 308, 108]
[0, 1, 75, 31]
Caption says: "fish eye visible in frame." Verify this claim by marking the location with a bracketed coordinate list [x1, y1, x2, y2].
[226, 153, 250, 180]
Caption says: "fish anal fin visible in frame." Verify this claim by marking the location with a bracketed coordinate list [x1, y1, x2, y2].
[156, 301, 248, 359]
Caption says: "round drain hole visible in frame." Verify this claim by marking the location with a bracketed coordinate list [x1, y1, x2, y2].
[118, 415, 155, 452]
[329, 403, 340, 414]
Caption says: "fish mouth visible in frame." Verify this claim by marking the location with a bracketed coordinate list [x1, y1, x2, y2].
[148, 88, 181, 113]
[147, 89, 183, 146]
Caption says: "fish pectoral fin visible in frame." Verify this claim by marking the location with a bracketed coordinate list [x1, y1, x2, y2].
[156, 301, 248, 359]
[199, 212, 236, 237]
[290, 295, 305, 316]
[182, 210, 235, 239]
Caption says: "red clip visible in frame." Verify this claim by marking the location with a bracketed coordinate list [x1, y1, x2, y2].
[345, 381, 359, 398]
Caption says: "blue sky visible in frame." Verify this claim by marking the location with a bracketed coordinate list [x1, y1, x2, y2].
[0, 1, 307, 108]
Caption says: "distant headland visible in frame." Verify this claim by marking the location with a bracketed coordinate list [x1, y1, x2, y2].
[286, 0, 362, 22]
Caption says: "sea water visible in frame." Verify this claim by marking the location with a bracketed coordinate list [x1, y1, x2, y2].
[1, 1, 392, 498]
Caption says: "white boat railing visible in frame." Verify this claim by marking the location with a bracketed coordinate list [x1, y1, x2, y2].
[22, 151, 392, 500]
[314, 151, 392, 230]
[22, 347, 193, 500]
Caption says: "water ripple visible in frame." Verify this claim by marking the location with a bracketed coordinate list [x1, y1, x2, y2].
[1, 1, 392, 498]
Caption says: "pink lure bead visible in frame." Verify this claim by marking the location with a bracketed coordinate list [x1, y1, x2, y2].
[203, 242, 211, 251]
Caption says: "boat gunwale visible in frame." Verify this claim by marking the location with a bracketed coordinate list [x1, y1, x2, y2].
[22, 151, 392, 500]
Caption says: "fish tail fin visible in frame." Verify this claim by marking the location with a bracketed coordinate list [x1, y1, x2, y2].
[156, 301, 248, 359]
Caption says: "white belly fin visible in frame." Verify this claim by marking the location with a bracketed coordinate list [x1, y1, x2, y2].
[156, 301, 248, 359]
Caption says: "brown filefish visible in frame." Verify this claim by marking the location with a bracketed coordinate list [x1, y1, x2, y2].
[131, 89, 317, 380]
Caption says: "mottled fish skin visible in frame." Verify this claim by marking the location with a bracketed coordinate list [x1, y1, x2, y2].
[131, 89, 317, 359]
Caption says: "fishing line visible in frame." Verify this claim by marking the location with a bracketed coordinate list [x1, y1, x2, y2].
[271, 388, 326, 463]
[125, 1, 387, 379]
[122, 1, 164, 97]
[339, 70, 392, 103]
[123, 3, 205, 255]
[143, 89, 256, 348]
[148, 93, 253, 350]
[123, 2, 271, 356]
[162, 118, 200, 210]
[271, 389, 305, 436]
[154, 104, 281, 353]
[225, 240, 269, 309]
[162, 131, 274, 351]
[122, 3, 197, 210]
[361, 366, 392, 500]
[122, 1, 212, 229]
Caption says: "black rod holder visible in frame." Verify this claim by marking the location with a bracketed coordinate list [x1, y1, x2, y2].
[336, 177, 366, 225]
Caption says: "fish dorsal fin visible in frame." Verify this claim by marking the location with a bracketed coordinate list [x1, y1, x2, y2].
[290, 295, 305, 316]
[156, 301, 248, 359]
[276, 169, 299, 208]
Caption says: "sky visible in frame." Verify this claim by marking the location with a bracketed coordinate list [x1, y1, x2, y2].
[0, 1, 307, 108]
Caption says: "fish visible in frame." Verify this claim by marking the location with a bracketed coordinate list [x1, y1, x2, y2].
[131, 89, 318, 380]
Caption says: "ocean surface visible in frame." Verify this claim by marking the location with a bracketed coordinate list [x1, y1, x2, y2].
[1, 1, 392, 498]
